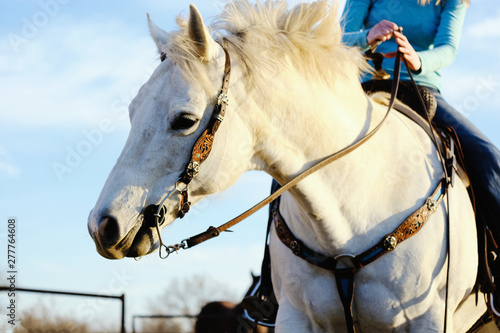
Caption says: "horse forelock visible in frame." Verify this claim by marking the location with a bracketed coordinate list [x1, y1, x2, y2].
[165, 0, 367, 99]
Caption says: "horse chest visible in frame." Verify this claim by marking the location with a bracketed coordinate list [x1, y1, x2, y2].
[271, 228, 442, 331]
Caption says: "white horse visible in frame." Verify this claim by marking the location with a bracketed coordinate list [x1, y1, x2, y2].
[88, 1, 487, 331]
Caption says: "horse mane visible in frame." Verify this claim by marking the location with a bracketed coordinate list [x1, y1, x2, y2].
[166, 0, 367, 98]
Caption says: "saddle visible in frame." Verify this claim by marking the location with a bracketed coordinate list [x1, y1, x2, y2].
[362, 79, 437, 121]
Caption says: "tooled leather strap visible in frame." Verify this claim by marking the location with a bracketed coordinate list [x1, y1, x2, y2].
[355, 180, 446, 266]
[273, 179, 446, 269]
[179, 48, 231, 186]
[174, 48, 231, 218]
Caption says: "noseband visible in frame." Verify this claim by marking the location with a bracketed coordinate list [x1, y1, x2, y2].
[145, 46, 231, 259]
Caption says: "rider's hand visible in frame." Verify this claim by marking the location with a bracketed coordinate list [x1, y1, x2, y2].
[366, 20, 399, 46]
[385, 30, 422, 72]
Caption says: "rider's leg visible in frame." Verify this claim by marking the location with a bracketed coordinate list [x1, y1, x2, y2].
[431, 90, 500, 233]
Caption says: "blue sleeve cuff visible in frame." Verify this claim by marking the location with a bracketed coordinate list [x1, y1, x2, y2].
[343, 30, 370, 51]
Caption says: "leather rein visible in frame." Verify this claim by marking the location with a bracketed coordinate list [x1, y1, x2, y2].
[152, 45, 404, 259]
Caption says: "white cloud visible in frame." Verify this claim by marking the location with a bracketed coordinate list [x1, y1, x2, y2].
[0, 161, 20, 177]
[0, 145, 20, 177]
[464, 12, 500, 40]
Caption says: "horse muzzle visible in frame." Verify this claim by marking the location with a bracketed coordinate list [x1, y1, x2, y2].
[88, 208, 159, 259]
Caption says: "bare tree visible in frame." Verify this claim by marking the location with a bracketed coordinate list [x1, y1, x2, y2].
[140, 275, 239, 333]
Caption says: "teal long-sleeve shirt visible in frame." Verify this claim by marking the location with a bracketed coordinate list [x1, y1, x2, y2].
[341, 0, 467, 91]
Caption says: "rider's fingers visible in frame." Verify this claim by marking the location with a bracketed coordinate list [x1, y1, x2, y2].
[394, 35, 412, 51]
[368, 20, 399, 45]
[377, 28, 395, 41]
[393, 31, 408, 43]
[380, 20, 399, 31]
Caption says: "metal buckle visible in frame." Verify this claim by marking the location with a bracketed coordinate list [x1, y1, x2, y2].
[213, 114, 224, 122]
[217, 92, 229, 106]
[383, 235, 398, 251]
[426, 198, 437, 213]
[290, 240, 301, 255]
[186, 161, 200, 178]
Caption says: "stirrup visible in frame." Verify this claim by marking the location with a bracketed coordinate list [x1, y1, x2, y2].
[490, 293, 500, 318]
[241, 278, 277, 328]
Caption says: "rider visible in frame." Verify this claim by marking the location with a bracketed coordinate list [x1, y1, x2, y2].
[341, 0, 500, 313]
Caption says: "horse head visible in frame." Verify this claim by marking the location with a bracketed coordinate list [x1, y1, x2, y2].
[88, 5, 254, 259]
[88, 0, 365, 259]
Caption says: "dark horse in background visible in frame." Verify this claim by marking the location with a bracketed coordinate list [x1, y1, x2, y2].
[195, 275, 272, 333]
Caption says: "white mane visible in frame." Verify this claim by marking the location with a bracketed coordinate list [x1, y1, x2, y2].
[165, 0, 367, 98]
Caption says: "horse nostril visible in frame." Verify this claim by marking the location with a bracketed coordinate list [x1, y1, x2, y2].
[143, 205, 166, 228]
[98, 215, 120, 245]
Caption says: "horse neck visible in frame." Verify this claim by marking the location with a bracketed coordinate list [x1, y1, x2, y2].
[243, 64, 443, 255]
[243, 68, 385, 254]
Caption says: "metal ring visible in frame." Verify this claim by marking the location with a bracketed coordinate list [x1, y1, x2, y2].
[334, 254, 356, 260]
[175, 180, 188, 192]
[153, 180, 192, 259]
[334, 254, 357, 269]
[159, 244, 172, 259]
[490, 293, 500, 317]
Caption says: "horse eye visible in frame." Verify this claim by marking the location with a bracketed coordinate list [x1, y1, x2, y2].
[171, 114, 197, 130]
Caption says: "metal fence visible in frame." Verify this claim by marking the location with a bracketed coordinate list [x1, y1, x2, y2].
[0, 286, 126, 333]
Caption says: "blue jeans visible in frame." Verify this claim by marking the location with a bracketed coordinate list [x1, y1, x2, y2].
[431, 89, 500, 227]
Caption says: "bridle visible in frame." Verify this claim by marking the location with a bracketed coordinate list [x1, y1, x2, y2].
[146, 46, 231, 259]
[148, 43, 405, 259]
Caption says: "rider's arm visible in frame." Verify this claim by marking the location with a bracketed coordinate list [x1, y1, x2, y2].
[341, 0, 372, 50]
[413, 0, 466, 75]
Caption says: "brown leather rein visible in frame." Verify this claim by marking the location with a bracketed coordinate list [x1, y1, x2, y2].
[151, 45, 405, 259]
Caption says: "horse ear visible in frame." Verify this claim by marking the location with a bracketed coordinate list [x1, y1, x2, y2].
[188, 4, 219, 61]
[147, 13, 170, 53]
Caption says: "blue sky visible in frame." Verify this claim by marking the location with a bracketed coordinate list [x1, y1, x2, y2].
[0, 0, 499, 331]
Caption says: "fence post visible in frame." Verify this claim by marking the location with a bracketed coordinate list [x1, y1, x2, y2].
[121, 293, 126, 333]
